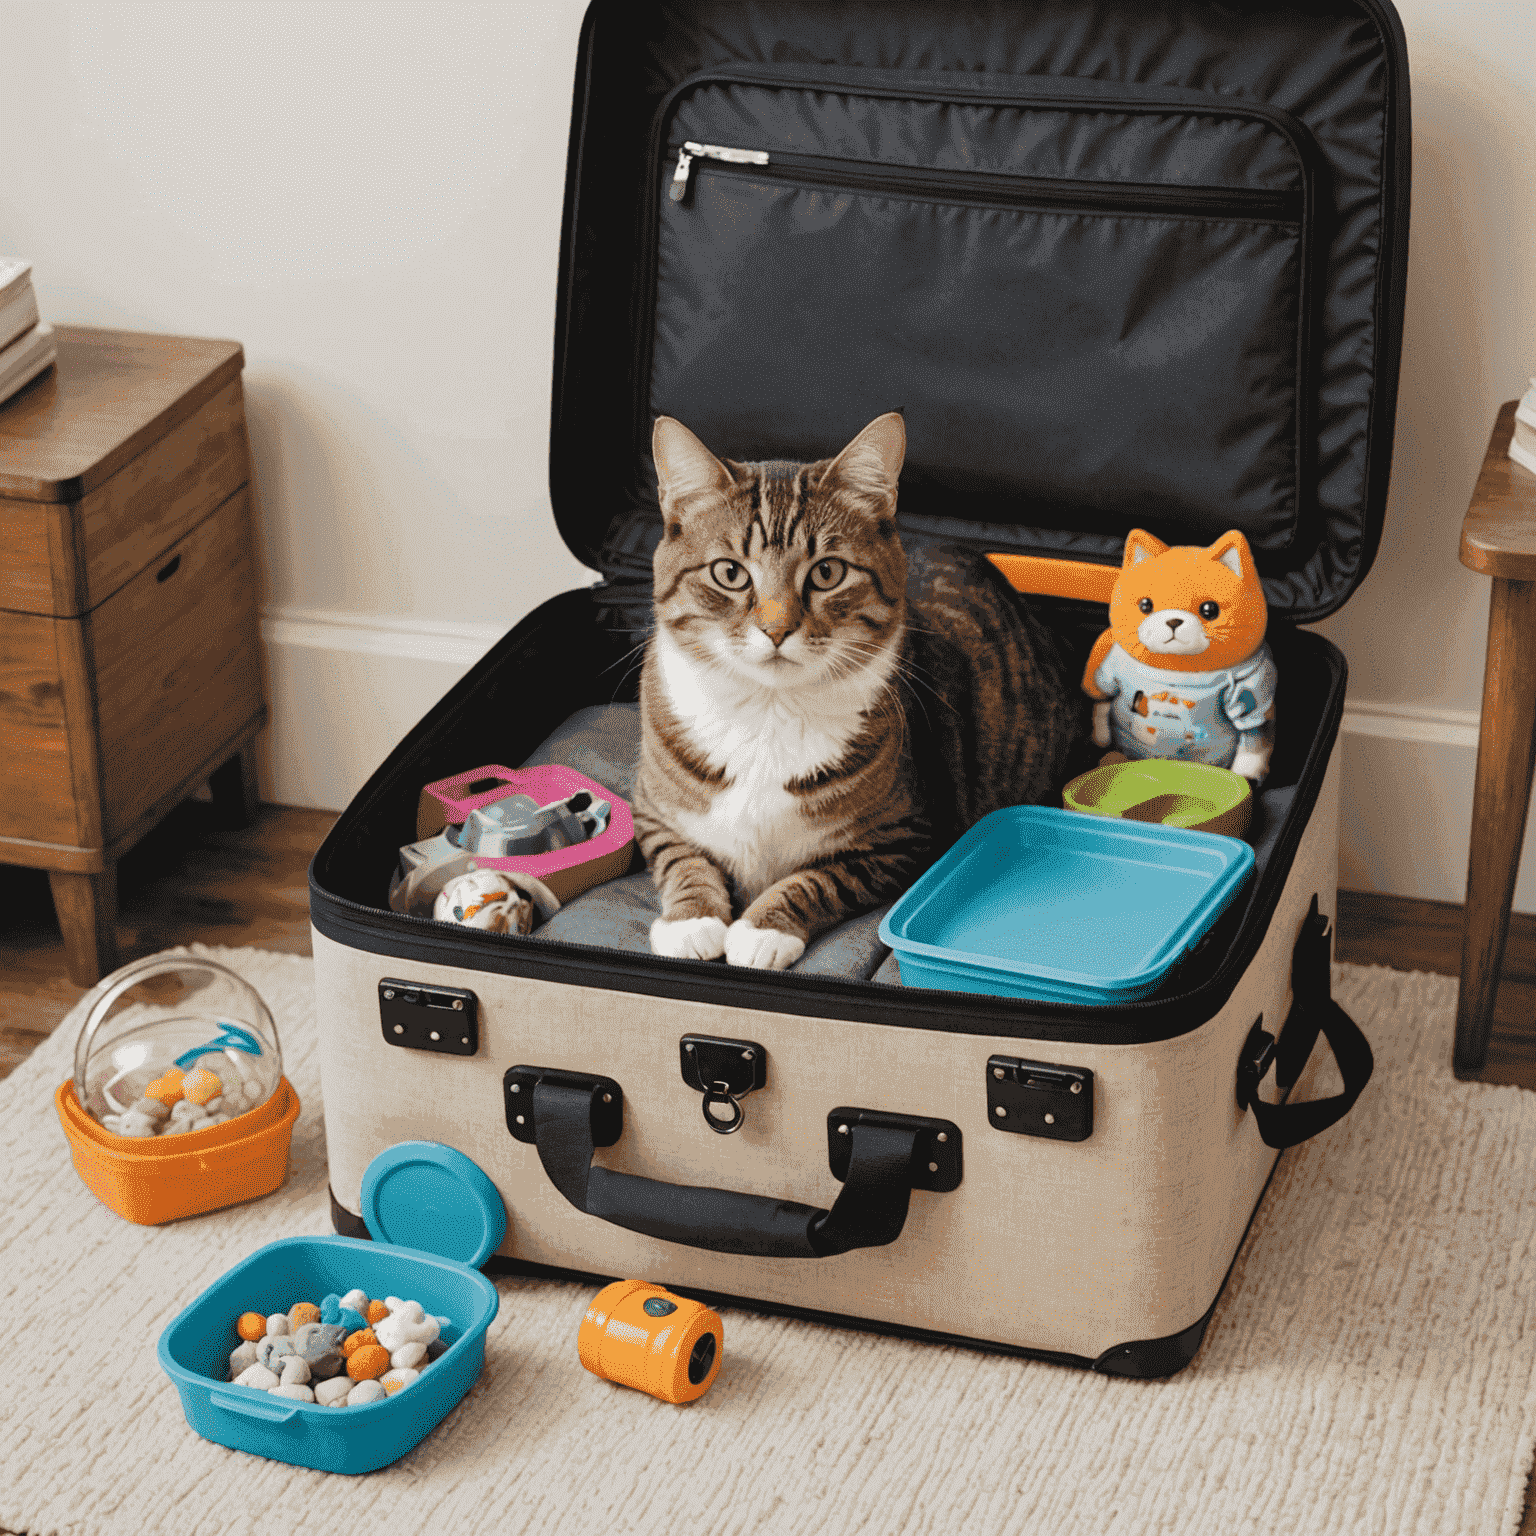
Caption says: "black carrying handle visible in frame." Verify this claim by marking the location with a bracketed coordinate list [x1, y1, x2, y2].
[528, 1078, 926, 1258]
[1238, 896, 1373, 1150]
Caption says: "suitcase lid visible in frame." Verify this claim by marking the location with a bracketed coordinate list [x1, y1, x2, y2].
[359, 1141, 508, 1269]
[547, 0, 1410, 625]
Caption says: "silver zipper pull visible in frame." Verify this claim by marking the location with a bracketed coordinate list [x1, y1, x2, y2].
[670, 141, 770, 202]
[669, 148, 694, 201]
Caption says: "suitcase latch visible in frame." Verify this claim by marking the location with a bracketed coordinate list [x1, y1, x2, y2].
[379, 980, 478, 1056]
[987, 1056, 1094, 1142]
[681, 1034, 767, 1136]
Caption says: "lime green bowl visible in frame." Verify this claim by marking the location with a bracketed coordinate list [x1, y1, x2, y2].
[1062, 759, 1253, 840]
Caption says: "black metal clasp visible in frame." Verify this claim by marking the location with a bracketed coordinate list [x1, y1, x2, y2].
[987, 1056, 1094, 1141]
[681, 1034, 766, 1135]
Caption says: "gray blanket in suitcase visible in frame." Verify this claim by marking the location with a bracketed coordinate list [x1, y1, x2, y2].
[519, 705, 1295, 989]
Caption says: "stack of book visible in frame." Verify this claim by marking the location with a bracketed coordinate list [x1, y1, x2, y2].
[1510, 378, 1536, 477]
[0, 259, 56, 407]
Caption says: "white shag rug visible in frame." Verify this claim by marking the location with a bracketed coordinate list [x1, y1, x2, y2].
[2, 946, 1534, 1536]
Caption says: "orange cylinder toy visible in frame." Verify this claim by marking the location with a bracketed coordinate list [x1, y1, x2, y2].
[577, 1281, 722, 1404]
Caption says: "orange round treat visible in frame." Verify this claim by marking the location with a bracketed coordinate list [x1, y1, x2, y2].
[146, 1070, 186, 1107]
[236, 1312, 267, 1342]
[341, 1328, 377, 1358]
[347, 1344, 390, 1381]
[289, 1302, 321, 1330]
[181, 1067, 223, 1105]
[365, 1299, 389, 1325]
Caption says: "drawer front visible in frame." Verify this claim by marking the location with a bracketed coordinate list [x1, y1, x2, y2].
[0, 502, 55, 613]
[0, 378, 249, 617]
[0, 612, 80, 845]
[80, 377, 250, 612]
[92, 487, 264, 844]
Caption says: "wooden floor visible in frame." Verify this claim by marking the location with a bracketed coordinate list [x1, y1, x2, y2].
[1, 805, 1532, 1532]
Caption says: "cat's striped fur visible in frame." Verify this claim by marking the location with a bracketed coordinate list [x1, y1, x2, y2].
[634, 412, 1083, 970]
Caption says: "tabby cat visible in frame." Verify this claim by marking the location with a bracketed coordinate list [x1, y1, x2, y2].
[634, 411, 1083, 970]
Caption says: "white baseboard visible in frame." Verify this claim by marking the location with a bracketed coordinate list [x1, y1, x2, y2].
[251, 610, 1536, 914]
[254, 605, 506, 813]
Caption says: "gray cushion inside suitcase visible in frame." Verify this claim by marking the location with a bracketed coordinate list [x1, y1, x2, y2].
[519, 703, 1295, 989]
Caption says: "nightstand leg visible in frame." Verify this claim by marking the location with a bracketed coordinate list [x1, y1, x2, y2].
[48, 867, 120, 987]
[209, 740, 261, 828]
[1455, 576, 1536, 1076]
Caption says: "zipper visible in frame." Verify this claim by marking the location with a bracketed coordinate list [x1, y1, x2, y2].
[670, 141, 770, 200]
[666, 140, 1302, 223]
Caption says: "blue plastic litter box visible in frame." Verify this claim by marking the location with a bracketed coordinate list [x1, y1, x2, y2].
[157, 1142, 503, 1474]
[878, 805, 1254, 1004]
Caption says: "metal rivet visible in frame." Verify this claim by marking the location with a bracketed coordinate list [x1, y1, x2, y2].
[429, 1031, 440, 1041]
[838, 1123, 849, 1135]
[928, 1162, 938, 1173]
[603, 1092, 612, 1103]
[937, 1132, 948, 1143]
[383, 989, 395, 999]
[1070, 1081, 1082, 1094]
[685, 1043, 694, 1053]
[993, 1066, 1004, 1079]
[515, 1114, 525, 1125]
[510, 1083, 520, 1094]
[994, 1105, 1007, 1118]
[461, 1037, 469, 1045]
[453, 999, 463, 1011]
[393, 1024, 404, 1035]
[743, 1049, 754, 1060]
[1044, 1113, 1056, 1124]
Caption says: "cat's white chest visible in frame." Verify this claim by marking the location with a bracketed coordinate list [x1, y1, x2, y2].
[656, 636, 887, 899]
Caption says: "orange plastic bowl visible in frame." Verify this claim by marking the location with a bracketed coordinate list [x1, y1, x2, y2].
[55, 1076, 300, 1225]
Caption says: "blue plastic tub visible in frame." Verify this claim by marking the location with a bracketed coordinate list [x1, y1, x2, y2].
[158, 1145, 504, 1474]
[878, 805, 1254, 1004]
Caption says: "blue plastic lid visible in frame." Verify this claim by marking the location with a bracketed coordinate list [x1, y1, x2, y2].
[359, 1141, 507, 1269]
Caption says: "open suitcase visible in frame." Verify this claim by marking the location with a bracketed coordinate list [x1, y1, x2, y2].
[309, 0, 1407, 1377]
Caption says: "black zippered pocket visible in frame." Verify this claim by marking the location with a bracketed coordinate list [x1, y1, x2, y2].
[637, 67, 1320, 551]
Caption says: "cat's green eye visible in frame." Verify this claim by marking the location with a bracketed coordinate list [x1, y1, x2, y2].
[808, 558, 847, 592]
[1137, 597, 1154, 614]
[710, 559, 751, 591]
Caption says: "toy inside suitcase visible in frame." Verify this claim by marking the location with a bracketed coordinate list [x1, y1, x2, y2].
[310, 0, 1405, 1376]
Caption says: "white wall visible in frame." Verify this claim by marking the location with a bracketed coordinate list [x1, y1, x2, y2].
[3, 0, 1534, 909]
[1315, 0, 1536, 910]
[0, 0, 596, 805]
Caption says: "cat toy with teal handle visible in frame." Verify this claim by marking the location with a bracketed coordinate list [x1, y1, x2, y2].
[173, 1023, 263, 1070]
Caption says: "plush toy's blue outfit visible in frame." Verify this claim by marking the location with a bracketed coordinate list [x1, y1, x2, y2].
[1092, 642, 1277, 768]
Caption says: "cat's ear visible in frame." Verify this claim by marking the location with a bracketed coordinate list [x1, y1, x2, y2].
[822, 412, 906, 501]
[653, 417, 735, 508]
[1207, 530, 1254, 581]
[1123, 529, 1169, 569]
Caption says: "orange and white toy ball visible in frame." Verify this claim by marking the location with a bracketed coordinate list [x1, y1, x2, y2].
[577, 1281, 721, 1404]
[433, 871, 534, 934]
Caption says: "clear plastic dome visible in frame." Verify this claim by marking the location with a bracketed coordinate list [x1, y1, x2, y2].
[72, 956, 282, 1139]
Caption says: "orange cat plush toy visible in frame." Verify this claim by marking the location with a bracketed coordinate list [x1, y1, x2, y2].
[1082, 529, 1276, 782]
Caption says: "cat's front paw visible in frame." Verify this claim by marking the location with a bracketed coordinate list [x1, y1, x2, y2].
[725, 920, 805, 971]
[650, 915, 729, 961]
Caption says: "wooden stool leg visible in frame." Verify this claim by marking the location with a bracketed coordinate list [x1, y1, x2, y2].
[209, 740, 261, 828]
[48, 866, 120, 987]
[1455, 576, 1536, 1076]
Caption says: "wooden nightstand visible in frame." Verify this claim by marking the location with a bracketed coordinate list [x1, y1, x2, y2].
[1454, 401, 1536, 1075]
[0, 326, 267, 985]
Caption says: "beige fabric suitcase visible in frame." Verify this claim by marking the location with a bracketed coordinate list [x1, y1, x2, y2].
[308, 0, 1402, 1376]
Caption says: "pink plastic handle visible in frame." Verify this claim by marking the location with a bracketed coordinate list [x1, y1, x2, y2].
[422, 765, 528, 825]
